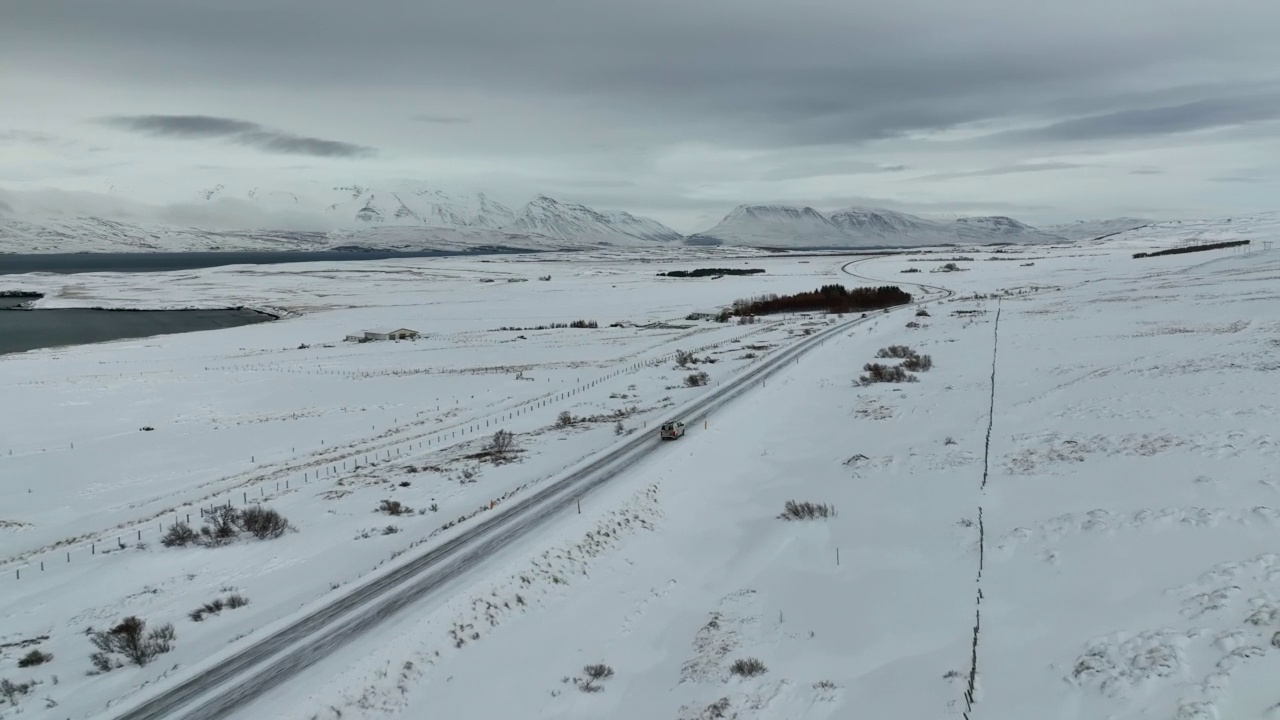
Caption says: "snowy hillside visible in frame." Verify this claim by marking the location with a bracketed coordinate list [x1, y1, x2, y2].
[949, 215, 1062, 244]
[1074, 212, 1280, 248]
[5, 233, 1280, 720]
[0, 215, 332, 254]
[1043, 217, 1153, 241]
[686, 205, 851, 247]
[323, 187, 517, 230]
[601, 209, 684, 243]
[827, 206, 950, 241]
[503, 195, 682, 244]
[691, 205, 1068, 248]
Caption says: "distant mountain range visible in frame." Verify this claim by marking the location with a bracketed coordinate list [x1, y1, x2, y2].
[1040, 218, 1154, 241]
[686, 205, 1077, 248]
[0, 183, 1152, 253]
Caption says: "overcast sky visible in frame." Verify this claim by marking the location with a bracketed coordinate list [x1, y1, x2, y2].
[2, 0, 1278, 231]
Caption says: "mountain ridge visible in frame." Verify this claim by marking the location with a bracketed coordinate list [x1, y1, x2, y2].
[0, 184, 1162, 253]
[688, 204, 1066, 248]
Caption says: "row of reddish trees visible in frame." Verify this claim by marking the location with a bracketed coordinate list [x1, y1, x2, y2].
[731, 284, 912, 317]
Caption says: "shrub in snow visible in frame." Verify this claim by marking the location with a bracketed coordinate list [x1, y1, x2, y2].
[858, 363, 917, 385]
[729, 657, 768, 677]
[778, 500, 836, 521]
[0, 678, 35, 706]
[568, 319, 598, 329]
[382, 525, 401, 535]
[89, 616, 174, 668]
[488, 429, 515, 459]
[17, 649, 52, 668]
[200, 506, 240, 546]
[161, 522, 198, 548]
[614, 420, 625, 435]
[378, 499, 412, 516]
[675, 349, 695, 367]
[573, 663, 615, 692]
[166, 506, 290, 548]
[556, 411, 575, 428]
[702, 697, 733, 718]
[875, 345, 915, 359]
[189, 599, 224, 622]
[238, 506, 290, 539]
[190, 593, 251, 621]
[902, 354, 933, 372]
[685, 371, 710, 387]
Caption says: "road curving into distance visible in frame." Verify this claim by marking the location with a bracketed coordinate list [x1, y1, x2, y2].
[109, 255, 950, 720]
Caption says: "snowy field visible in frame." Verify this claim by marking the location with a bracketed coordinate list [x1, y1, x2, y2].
[2, 230, 1279, 719]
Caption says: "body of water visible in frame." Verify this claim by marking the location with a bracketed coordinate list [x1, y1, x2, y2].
[0, 306, 276, 355]
[0, 248, 540, 276]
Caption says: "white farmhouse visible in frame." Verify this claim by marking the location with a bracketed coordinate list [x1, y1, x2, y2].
[346, 327, 421, 342]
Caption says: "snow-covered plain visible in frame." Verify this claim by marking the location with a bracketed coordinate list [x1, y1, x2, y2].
[0, 248, 886, 717]
[2, 227, 1279, 720]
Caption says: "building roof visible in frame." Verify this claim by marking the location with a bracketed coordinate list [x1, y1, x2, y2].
[364, 327, 419, 335]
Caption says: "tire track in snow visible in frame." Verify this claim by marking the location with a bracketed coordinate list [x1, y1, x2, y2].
[965, 299, 1000, 718]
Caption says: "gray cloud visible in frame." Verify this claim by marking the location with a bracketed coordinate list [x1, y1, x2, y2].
[10, 0, 1276, 150]
[990, 93, 1280, 144]
[759, 161, 908, 181]
[413, 115, 472, 125]
[1208, 176, 1265, 183]
[102, 115, 376, 158]
[4, 0, 1280, 226]
[0, 130, 61, 145]
[920, 162, 1088, 182]
[104, 115, 259, 138]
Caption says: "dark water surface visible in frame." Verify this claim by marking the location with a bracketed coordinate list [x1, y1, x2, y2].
[0, 306, 276, 355]
[0, 248, 539, 275]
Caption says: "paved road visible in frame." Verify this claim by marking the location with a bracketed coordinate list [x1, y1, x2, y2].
[109, 257, 947, 720]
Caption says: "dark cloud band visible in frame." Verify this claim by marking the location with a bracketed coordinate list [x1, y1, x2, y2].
[102, 115, 375, 158]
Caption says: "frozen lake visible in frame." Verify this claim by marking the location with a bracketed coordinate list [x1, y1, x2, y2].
[0, 248, 540, 275]
[0, 305, 277, 354]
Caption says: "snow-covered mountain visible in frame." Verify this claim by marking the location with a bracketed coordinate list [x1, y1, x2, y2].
[1043, 217, 1153, 241]
[0, 215, 334, 254]
[502, 195, 681, 244]
[0, 185, 683, 253]
[950, 215, 1063, 244]
[601, 209, 684, 243]
[316, 186, 518, 230]
[686, 205, 851, 247]
[689, 205, 1066, 248]
[2, 181, 1175, 254]
[827, 207, 949, 240]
